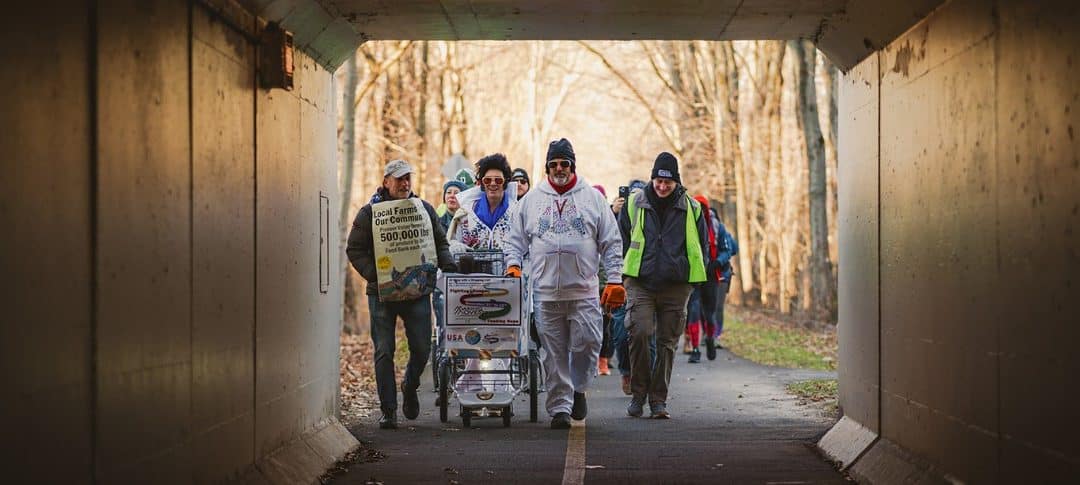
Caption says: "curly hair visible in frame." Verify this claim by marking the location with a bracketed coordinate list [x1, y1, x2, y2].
[475, 153, 511, 182]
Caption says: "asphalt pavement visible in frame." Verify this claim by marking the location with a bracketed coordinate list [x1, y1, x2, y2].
[333, 345, 845, 484]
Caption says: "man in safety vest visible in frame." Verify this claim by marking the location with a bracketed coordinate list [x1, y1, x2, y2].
[617, 152, 709, 419]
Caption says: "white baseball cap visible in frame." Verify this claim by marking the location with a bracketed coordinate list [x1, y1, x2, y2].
[384, 159, 414, 178]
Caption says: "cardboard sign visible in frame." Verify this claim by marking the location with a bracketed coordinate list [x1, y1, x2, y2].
[371, 198, 437, 301]
[444, 276, 522, 327]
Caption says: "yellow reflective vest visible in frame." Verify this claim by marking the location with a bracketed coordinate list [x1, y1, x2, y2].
[622, 192, 706, 283]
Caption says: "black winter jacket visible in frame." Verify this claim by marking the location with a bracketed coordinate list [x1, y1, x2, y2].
[346, 188, 454, 296]
[617, 185, 709, 291]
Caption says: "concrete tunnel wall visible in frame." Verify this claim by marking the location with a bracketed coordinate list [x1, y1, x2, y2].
[3, 0, 355, 482]
[831, 0, 1079, 482]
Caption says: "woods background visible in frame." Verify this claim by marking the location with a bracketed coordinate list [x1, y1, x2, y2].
[336, 40, 840, 334]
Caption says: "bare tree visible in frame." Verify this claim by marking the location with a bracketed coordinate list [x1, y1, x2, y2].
[339, 50, 360, 333]
[791, 40, 835, 318]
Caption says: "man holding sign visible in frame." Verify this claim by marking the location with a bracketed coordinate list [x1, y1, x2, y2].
[347, 159, 456, 429]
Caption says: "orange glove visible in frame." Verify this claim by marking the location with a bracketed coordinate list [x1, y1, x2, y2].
[600, 283, 626, 310]
[505, 265, 522, 278]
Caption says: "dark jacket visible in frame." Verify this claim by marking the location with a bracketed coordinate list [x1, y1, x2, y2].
[705, 207, 738, 283]
[618, 185, 708, 291]
[346, 188, 454, 296]
[438, 210, 454, 231]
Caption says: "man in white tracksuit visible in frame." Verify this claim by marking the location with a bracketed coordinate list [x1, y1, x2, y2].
[504, 138, 626, 429]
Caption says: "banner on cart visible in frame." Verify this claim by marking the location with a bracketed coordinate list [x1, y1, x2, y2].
[443, 327, 519, 351]
[372, 198, 438, 302]
[444, 276, 522, 327]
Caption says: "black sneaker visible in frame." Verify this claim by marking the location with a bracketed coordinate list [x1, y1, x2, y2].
[379, 411, 398, 429]
[688, 349, 701, 364]
[649, 402, 670, 419]
[570, 392, 587, 420]
[551, 412, 572, 429]
[401, 382, 420, 420]
[627, 395, 646, 417]
[705, 338, 717, 360]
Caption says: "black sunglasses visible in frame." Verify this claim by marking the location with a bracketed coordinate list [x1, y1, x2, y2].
[546, 160, 572, 169]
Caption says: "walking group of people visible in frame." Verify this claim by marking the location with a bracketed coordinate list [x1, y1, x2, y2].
[346, 138, 736, 430]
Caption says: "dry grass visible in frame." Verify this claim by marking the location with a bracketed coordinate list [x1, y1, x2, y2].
[722, 309, 837, 371]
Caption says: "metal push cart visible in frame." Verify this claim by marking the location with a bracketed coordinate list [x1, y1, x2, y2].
[435, 250, 539, 427]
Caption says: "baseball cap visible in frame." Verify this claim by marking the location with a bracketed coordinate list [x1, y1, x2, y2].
[384, 159, 413, 178]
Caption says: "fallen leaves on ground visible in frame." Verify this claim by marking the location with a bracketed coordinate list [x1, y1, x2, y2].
[340, 330, 410, 428]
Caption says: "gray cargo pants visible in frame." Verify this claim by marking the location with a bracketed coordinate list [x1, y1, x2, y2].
[624, 277, 693, 405]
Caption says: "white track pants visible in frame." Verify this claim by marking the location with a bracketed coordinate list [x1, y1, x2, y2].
[535, 298, 602, 416]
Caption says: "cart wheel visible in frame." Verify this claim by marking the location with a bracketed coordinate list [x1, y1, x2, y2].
[430, 344, 439, 391]
[503, 406, 512, 427]
[438, 361, 450, 423]
[529, 352, 539, 423]
[461, 408, 472, 428]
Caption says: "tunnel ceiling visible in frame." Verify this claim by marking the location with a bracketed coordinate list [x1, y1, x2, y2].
[242, 0, 944, 71]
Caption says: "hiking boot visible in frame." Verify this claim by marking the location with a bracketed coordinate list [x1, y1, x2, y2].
[551, 412, 572, 429]
[598, 357, 611, 376]
[688, 349, 701, 364]
[378, 411, 398, 429]
[401, 382, 420, 420]
[571, 392, 588, 420]
[621, 375, 632, 395]
[627, 395, 646, 417]
[649, 402, 670, 419]
[705, 337, 717, 360]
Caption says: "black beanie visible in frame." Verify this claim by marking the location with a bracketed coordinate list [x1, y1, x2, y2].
[651, 152, 680, 183]
[546, 138, 576, 171]
[510, 167, 530, 184]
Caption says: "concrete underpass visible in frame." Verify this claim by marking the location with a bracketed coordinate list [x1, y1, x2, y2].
[4, 0, 1077, 483]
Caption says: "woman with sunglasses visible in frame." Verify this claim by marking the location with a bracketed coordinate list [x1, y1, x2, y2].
[446, 153, 518, 253]
[445, 153, 520, 393]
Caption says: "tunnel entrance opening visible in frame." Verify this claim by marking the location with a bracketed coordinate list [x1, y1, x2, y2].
[334, 36, 847, 482]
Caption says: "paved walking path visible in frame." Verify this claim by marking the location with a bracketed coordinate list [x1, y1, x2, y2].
[333, 347, 844, 484]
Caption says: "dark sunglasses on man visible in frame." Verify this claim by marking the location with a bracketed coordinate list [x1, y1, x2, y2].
[482, 176, 504, 186]
[546, 160, 572, 169]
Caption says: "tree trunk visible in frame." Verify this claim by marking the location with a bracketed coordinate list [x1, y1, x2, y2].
[415, 41, 429, 197]
[792, 40, 835, 318]
[339, 50, 360, 334]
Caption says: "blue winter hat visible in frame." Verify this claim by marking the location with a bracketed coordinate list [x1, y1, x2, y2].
[443, 179, 467, 196]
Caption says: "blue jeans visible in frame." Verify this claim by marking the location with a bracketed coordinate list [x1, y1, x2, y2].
[610, 305, 655, 377]
[368, 294, 432, 414]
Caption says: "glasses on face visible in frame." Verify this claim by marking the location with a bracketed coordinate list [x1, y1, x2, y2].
[482, 177, 505, 186]
[512, 177, 528, 184]
[546, 160, 571, 169]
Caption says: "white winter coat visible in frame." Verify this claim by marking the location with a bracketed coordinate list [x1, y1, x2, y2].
[505, 175, 623, 302]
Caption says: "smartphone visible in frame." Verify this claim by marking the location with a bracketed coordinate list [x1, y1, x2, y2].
[618, 185, 630, 199]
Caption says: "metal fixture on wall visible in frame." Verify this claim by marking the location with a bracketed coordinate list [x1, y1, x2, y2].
[319, 192, 330, 293]
[259, 22, 294, 90]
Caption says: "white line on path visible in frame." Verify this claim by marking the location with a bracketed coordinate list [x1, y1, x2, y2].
[561, 420, 587, 485]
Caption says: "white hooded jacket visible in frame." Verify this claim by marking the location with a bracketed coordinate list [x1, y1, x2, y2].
[505, 175, 623, 302]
